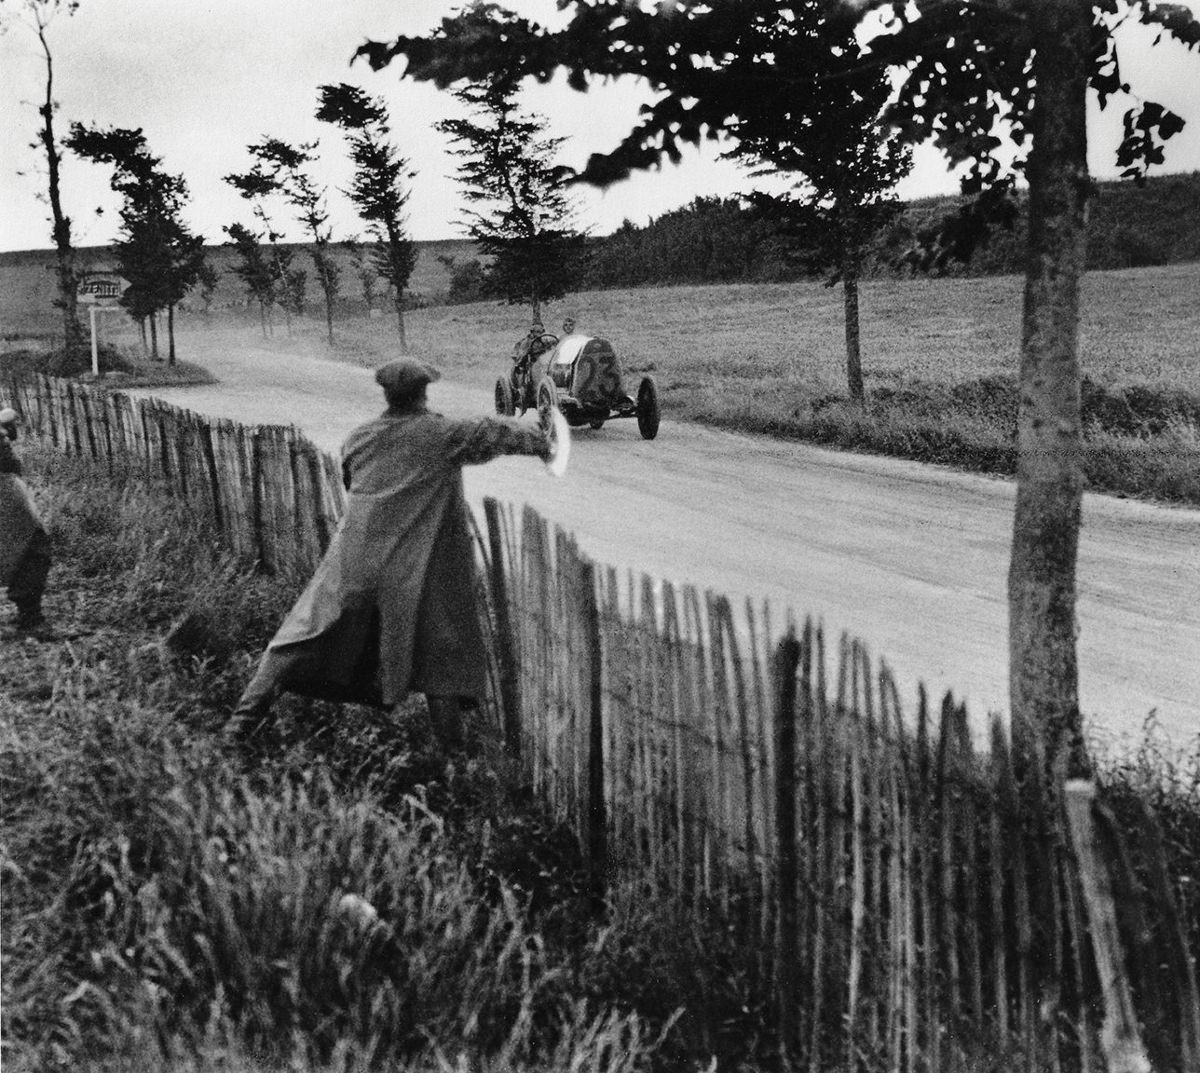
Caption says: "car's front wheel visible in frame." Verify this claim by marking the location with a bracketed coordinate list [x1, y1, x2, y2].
[495, 376, 515, 417]
[536, 376, 559, 433]
[636, 376, 660, 440]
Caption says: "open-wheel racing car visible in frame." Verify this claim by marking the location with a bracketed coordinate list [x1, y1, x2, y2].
[495, 335, 660, 440]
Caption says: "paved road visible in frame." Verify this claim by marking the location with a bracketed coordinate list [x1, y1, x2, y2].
[134, 328, 1200, 753]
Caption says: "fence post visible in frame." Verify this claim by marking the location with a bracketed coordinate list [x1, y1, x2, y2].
[581, 559, 607, 905]
[249, 427, 269, 573]
[483, 497, 521, 758]
[774, 626, 802, 1063]
[1126, 797, 1200, 1071]
[1063, 780, 1151, 1073]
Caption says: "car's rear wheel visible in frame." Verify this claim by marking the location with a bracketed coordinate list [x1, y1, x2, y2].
[495, 376, 515, 417]
[636, 376, 660, 440]
[536, 376, 559, 433]
[589, 419, 605, 430]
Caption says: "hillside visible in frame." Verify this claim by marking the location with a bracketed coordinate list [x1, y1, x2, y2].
[579, 170, 1200, 288]
[893, 169, 1200, 275]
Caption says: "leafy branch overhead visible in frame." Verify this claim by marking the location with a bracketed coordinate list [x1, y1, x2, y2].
[357, 0, 1196, 261]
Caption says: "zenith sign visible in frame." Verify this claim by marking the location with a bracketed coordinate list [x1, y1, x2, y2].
[77, 273, 128, 304]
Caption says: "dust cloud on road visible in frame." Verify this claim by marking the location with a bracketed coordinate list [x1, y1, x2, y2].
[133, 327, 1200, 753]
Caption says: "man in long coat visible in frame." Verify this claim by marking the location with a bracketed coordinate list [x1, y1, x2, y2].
[1, 407, 52, 632]
[227, 359, 552, 748]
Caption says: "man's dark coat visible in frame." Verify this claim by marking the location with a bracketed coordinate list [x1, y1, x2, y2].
[251, 407, 545, 707]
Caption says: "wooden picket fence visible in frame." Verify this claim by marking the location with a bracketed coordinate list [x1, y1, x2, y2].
[476, 500, 1200, 1073]
[5, 373, 345, 575]
[10, 373, 1199, 1072]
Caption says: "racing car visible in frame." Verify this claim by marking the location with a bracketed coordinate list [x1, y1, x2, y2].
[494, 334, 660, 440]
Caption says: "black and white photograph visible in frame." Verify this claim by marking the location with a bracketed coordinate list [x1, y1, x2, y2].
[2, 1, 1199, 1070]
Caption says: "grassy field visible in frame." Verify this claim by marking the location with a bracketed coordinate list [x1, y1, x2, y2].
[4, 258, 1199, 502]
[279, 260, 1200, 503]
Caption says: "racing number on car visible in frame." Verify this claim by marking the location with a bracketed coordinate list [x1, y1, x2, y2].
[574, 352, 621, 406]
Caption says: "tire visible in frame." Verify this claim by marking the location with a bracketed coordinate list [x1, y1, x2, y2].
[495, 376, 515, 417]
[589, 419, 605, 430]
[536, 376, 559, 433]
[636, 376, 660, 440]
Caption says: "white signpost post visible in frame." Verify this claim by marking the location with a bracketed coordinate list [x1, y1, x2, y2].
[76, 273, 129, 377]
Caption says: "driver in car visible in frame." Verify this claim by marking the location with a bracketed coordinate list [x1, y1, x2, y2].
[510, 321, 556, 412]
[513, 321, 553, 365]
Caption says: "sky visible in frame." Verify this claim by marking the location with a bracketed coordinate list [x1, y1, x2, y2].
[2, 0, 1200, 253]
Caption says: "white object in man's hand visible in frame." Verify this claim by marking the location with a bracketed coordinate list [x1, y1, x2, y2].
[545, 408, 570, 477]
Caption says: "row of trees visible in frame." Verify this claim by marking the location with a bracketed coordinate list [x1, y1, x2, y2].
[218, 76, 585, 351]
[8, 0, 587, 359]
[11, 0, 909, 380]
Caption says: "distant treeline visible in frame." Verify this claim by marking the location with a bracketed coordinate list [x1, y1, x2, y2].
[540, 170, 1200, 292]
[6, 173, 1198, 324]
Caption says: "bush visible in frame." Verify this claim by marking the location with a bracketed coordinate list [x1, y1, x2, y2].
[743, 374, 1199, 504]
[439, 257, 493, 305]
[42, 342, 134, 378]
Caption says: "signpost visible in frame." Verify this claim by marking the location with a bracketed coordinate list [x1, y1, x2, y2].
[76, 273, 129, 376]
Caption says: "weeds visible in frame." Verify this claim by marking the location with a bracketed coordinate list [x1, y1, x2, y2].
[0, 448, 704, 1071]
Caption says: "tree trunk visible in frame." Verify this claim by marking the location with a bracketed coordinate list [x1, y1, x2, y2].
[167, 303, 176, 365]
[843, 260, 864, 402]
[149, 312, 159, 361]
[269, 242, 292, 336]
[323, 283, 335, 346]
[393, 292, 408, 352]
[139, 317, 148, 356]
[36, 16, 82, 354]
[1008, 0, 1092, 778]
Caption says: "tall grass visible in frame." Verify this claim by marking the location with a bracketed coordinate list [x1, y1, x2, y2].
[0, 448, 722, 1072]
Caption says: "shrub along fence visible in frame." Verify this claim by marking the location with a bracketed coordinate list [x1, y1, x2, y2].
[9, 372, 1198, 1073]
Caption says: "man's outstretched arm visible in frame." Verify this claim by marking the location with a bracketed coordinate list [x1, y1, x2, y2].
[444, 416, 550, 467]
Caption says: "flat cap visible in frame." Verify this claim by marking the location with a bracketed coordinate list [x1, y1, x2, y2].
[375, 359, 441, 400]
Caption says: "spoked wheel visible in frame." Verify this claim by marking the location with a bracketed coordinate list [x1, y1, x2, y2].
[536, 376, 559, 433]
[636, 376, 660, 440]
[495, 377, 515, 417]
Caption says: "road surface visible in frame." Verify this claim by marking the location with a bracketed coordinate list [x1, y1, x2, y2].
[132, 328, 1200, 754]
